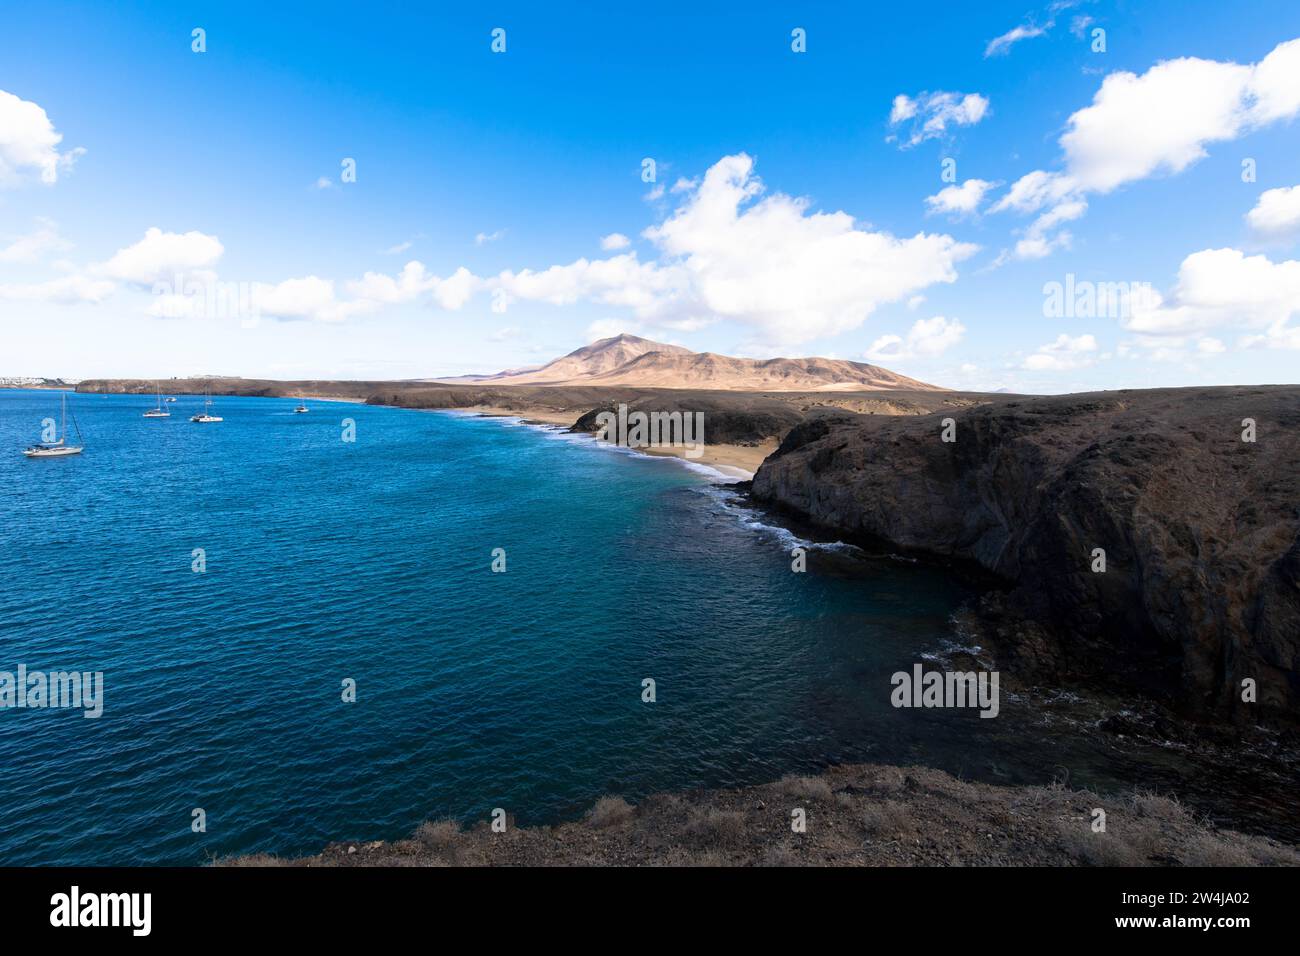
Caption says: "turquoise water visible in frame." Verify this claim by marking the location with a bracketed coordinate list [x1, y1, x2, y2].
[0, 390, 1292, 864]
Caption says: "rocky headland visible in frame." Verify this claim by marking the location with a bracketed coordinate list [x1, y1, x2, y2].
[751, 386, 1300, 722]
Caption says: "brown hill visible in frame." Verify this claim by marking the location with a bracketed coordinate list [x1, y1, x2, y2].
[444, 334, 942, 391]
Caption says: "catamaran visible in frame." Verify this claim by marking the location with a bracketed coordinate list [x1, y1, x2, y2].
[143, 383, 170, 418]
[190, 392, 223, 423]
[23, 392, 85, 458]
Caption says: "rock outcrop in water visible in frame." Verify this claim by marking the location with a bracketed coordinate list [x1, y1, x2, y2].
[752, 387, 1300, 720]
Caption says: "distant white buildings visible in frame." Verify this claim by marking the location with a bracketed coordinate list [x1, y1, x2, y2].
[0, 376, 74, 386]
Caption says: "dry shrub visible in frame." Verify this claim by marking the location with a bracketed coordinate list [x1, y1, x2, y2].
[774, 775, 834, 802]
[682, 806, 748, 849]
[415, 819, 463, 863]
[586, 796, 636, 829]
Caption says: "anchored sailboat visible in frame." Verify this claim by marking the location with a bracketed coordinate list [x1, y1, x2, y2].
[294, 394, 309, 413]
[190, 391, 223, 423]
[23, 392, 84, 458]
[143, 383, 170, 418]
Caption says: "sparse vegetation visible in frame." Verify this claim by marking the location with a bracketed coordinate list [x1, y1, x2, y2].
[219, 763, 1300, 868]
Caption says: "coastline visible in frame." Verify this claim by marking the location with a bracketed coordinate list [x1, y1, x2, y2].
[224, 762, 1300, 867]
[464, 404, 776, 478]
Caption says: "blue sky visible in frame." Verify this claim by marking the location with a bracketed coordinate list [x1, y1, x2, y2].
[2, 0, 1299, 390]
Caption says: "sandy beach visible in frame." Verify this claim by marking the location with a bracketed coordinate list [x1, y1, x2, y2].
[465, 404, 774, 478]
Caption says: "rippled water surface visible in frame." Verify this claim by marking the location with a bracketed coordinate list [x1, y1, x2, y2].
[0, 390, 1292, 864]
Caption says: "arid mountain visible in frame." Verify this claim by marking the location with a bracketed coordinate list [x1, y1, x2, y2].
[442, 334, 942, 391]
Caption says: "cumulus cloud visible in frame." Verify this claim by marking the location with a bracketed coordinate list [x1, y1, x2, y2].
[0, 89, 84, 186]
[252, 276, 355, 322]
[95, 227, 225, 285]
[1022, 333, 1100, 370]
[1246, 185, 1300, 238]
[1124, 247, 1300, 349]
[866, 316, 966, 361]
[600, 232, 630, 250]
[992, 37, 1300, 258]
[640, 153, 978, 344]
[925, 179, 999, 216]
[888, 91, 990, 147]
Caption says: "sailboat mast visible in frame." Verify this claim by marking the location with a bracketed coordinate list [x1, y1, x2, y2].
[61, 391, 66, 439]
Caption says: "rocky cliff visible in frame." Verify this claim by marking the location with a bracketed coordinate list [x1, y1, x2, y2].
[751, 386, 1300, 720]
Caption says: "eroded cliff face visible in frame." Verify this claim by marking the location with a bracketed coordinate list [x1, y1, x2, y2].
[752, 387, 1300, 718]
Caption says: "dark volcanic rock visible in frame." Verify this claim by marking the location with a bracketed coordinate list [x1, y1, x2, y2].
[751, 386, 1300, 719]
[567, 395, 816, 446]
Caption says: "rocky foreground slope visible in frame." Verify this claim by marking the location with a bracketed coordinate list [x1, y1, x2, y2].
[223, 763, 1298, 867]
[752, 386, 1300, 719]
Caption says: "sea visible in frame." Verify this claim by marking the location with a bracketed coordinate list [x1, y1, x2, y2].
[0, 389, 1293, 864]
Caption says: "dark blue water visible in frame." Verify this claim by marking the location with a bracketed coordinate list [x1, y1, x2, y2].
[0, 390, 1292, 864]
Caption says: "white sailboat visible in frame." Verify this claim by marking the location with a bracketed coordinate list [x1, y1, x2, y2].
[190, 391, 223, 423]
[294, 394, 309, 413]
[143, 383, 170, 418]
[23, 392, 84, 458]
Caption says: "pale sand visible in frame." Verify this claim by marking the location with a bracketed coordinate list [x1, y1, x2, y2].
[463, 405, 775, 478]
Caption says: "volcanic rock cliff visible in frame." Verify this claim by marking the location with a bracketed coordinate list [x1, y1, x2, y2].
[751, 386, 1300, 720]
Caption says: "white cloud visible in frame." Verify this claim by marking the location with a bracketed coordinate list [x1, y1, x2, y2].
[490, 326, 522, 342]
[888, 91, 989, 147]
[889, 95, 917, 124]
[1125, 247, 1300, 349]
[0, 217, 70, 263]
[985, 24, 1047, 58]
[992, 38, 1300, 257]
[475, 229, 505, 245]
[347, 261, 481, 311]
[253, 276, 365, 323]
[925, 179, 998, 216]
[312, 176, 333, 190]
[1246, 185, 1300, 237]
[379, 240, 413, 255]
[0, 89, 83, 186]
[641, 153, 978, 344]
[95, 227, 224, 285]
[866, 316, 966, 361]
[495, 253, 682, 316]
[1022, 333, 1099, 370]
[600, 232, 630, 250]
